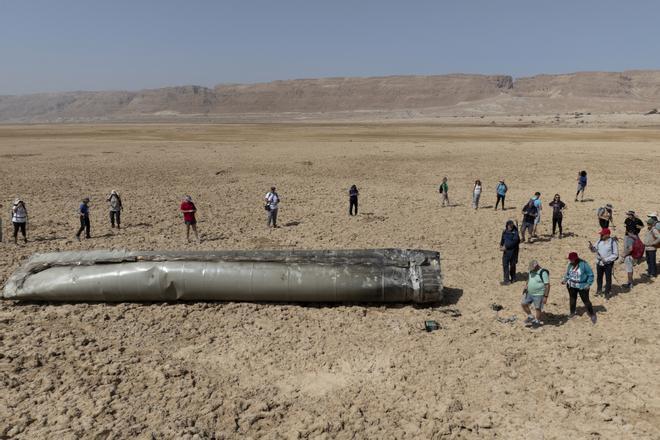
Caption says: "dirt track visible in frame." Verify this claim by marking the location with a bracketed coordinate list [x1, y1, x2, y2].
[1, 123, 659, 439]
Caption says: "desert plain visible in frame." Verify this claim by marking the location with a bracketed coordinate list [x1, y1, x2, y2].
[0, 122, 659, 439]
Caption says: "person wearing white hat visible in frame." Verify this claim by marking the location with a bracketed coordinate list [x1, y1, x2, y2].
[107, 190, 123, 229]
[11, 199, 28, 244]
[642, 216, 660, 278]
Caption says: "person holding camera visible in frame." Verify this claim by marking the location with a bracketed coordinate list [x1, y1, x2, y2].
[265, 186, 280, 228]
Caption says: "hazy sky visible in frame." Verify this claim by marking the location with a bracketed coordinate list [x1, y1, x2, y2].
[2, 0, 660, 94]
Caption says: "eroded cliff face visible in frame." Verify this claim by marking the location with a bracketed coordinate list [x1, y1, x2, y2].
[1, 70, 659, 122]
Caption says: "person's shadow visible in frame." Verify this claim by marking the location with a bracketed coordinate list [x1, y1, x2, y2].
[543, 305, 607, 326]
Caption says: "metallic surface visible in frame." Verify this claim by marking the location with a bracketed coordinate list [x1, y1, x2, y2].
[2, 249, 442, 303]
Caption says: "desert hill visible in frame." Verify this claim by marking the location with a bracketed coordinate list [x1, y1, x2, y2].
[1, 70, 660, 122]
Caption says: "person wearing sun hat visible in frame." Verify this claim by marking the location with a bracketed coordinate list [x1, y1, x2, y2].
[589, 227, 619, 297]
[642, 216, 660, 277]
[562, 252, 596, 323]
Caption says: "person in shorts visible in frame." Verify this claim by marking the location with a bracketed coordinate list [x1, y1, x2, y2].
[180, 195, 200, 242]
[521, 260, 550, 327]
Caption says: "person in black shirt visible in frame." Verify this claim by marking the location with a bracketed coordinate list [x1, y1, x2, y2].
[549, 194, 566, 238]
[624, 210, 644, 235]
[520, 199, 537, 243]
[500, 220, 520, 284]
[349, 185, 359, 216]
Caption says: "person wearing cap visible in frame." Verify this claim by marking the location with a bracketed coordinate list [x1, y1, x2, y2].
[11, 199, 28, 244]
[75, 197, 91, 241]
[500, 220, 520, 285]
[180, 195, 199, 242]
[597, 204, 614, 229]
[265, 186, 280, 228]
[589, 228, 619, 296]
[561, 252, 596, 324]
[349, 184, 359, 216]
[624, 210, 644, 235]
[107, 190, 123, 229]
[642, 217, 660, 278]
[521, 260, 550, 327]
[532, 192, 542, 238]
[495, 179, 508, 210]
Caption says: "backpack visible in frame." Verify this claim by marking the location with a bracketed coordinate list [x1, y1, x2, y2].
[438, 184, 444, 194]
[538, 268, 549, 282]
[631, 237, 645, 259]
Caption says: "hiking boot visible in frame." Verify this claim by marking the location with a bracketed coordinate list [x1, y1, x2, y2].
[623, 283, 633, 290]
[75, 235, 81, 242]
[524, 316, 535, 324]
[500, 280, 511, 286]
[590, 314, 597, 324]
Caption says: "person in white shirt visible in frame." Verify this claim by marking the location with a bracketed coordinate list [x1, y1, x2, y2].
[589, 228, 619, 297]
[107, 190, 123, 229]
[11, 199, 28, 244]
[265, 186, 280, 228]
[472, 180, 482, 210]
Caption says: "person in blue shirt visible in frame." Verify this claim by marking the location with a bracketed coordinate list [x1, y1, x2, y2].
[495, 179, 508, 210]
[76, 197, 91, 241]
[532, 192, 542, 238]
[575, 170, 587, 202]
[500, 220, 520, 284]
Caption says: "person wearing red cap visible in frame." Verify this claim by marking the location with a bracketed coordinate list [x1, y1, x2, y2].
[561, 252, 596, 324]
[589, 228, 619, 297]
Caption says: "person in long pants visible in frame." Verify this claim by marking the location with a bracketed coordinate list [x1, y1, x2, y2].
[642, 217, 659, 277]
[349, 185, 359, 216]
[500, 220, 520, 285]
[76, 197, 91, 240]
[11, 199, 28, 244]
[265, 187, 280, 228]
[562, 252, 597, 324]
[589, 228, 618, 296]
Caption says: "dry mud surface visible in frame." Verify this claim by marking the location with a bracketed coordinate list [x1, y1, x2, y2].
[0, 123, 659, 439]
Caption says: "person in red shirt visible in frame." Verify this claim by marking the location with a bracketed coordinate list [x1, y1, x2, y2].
[180, 195, 200, 243]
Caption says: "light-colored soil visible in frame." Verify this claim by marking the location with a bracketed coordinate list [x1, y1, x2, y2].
[0, 123, 659, 439]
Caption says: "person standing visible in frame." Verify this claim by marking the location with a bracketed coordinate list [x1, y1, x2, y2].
[75, 197, 91, 241]
[521, 260, 550, 327]
[11, 199, 28, 244]
[549, 194, 566, 238]
[349, 185, 359, 216]
[265, 186, 280, 228]
[642, 217, 659, 278]
[439, 177, 449, 207]
[532, 192, 542, 237]
[107, 190, 123, 229]
[589, 228, 619, 297]
[495, 179, 507, 210]
[472, 180, 482, 209]
[621, 228, 641, 290]
[624, 210, 644, 235]
[180, 195, 199, 242]
[500, 220, 520, 285]
[597, 204, 614, 228]
[561, 252, 596, 324]
[520, 199, 538, 243]
[575, 171, 587, 202]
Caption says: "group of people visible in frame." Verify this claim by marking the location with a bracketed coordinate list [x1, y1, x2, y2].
[502, 207, 659, 328]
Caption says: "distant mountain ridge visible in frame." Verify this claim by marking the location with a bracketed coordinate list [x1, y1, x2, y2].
[1, 71, 659, 122]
